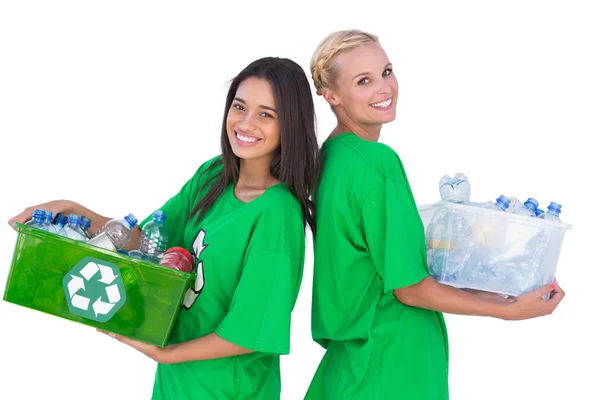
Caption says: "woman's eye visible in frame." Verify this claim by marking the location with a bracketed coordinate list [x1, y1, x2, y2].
[233, 104, 244, 111]
[383, 68, 393, 77]
[358, 77, 370, 85]
[260, 112, 274, 118]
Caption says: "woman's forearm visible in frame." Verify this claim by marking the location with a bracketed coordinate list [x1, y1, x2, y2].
[161, 333, 253, 364]
[393, 276, 507, 319]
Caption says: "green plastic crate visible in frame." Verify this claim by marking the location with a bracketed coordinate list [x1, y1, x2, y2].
[3, 223, 195, 347]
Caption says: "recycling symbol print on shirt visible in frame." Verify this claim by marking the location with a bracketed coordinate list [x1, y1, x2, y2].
[62, 257, 127, 323]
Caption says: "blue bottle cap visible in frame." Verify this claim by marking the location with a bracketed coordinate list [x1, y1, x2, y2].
[33, 212, 45, 223]
[496, 195, 511, 211]
[68, 214, 81, 224]
[57, 214, 68, 225]
[548, 202, 562, 215]
[153, 210, 166, 222]
[524, 198, 539, 211]
[124, 213, 138, 228]
[80, 217, 91, 228]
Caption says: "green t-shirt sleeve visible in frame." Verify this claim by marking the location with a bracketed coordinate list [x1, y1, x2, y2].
[215, 250, 298, 355]
[138, 156, 221, 248]
[361, 178, 429, 294]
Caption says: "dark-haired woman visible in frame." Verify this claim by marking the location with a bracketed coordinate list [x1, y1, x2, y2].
[9, 56, 322, 400]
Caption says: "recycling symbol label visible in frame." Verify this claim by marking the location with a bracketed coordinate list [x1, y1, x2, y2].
[62, 257, 126, 323]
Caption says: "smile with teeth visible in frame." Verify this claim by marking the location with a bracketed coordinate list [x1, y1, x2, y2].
[236, 131, 260, 143]
[370, 98, 392, 108]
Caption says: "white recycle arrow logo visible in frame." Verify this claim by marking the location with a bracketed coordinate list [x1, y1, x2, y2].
[63, 259, 126, 322]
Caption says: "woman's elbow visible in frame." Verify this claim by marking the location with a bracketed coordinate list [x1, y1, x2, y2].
[392, 277, 432, 307]
[393, 286, 420, 306]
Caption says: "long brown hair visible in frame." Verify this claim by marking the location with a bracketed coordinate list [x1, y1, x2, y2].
[188, 57, 321, 234]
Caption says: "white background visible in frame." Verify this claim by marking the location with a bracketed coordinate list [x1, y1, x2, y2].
[1, 1, 598, 399]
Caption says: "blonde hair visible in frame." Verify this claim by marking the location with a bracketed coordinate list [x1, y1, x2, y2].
[310, 29, 379, 96]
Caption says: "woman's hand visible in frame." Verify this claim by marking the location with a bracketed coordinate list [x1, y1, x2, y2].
[501, 279, 565, 321]
[98, 329, 252, 364]
[8, 200, 75, 230]
[97, 329, 167, 363]
[393, 276, 565, 320]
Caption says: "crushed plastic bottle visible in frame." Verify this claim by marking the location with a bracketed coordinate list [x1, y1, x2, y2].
[505, 196, 523, 213]
[438, 173, 471, 204]
[426, 173, 476, 280]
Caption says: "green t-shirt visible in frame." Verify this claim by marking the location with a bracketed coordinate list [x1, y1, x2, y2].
[305, 133, 449, 400]
[139, 156, 305, 400]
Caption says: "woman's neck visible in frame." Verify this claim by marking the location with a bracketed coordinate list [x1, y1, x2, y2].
[238, 157, 278, 189]
[328, 111, 382, 142]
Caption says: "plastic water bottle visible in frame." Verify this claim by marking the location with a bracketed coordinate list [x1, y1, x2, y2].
[24, 209, 48, 231]
[24, 209, 42, 226]
[540, 202, 562, 221]
[52, 212, 64, 225]
[160, 247, 194, 273]
[535, 208, 545, 217]
[457, 195, 510, 287]
[511, 197, 539, 217]
[492, 201, 560, 296]
[426, 173, 475, 280]
[139, 210, 169, 262]
[439, 173, 471, 203]
[80, 216, 92, 239]
[127, 250, 144, 259]
[44, 211, 58, 234]
[89, 213, 138, 251]
[54, 213, 69, 236]
[505, 196, 522, 213]
[63, 214, 87, 241]
[473, 195, 511, 212]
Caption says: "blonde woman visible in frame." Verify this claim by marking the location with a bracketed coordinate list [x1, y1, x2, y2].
[305, 30, 565, 399]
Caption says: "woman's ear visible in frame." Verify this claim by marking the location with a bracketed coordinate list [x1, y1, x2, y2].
[322, 89, 341, 107]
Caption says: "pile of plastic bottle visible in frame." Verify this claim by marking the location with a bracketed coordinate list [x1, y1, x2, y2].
[436, 173, 563, 221]
[425, 173, 565, 296]
[25, 211, 92, 242]
[23, 209, 186, 271]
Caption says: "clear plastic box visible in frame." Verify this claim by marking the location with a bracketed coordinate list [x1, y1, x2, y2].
[418, 202, 571, 297]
